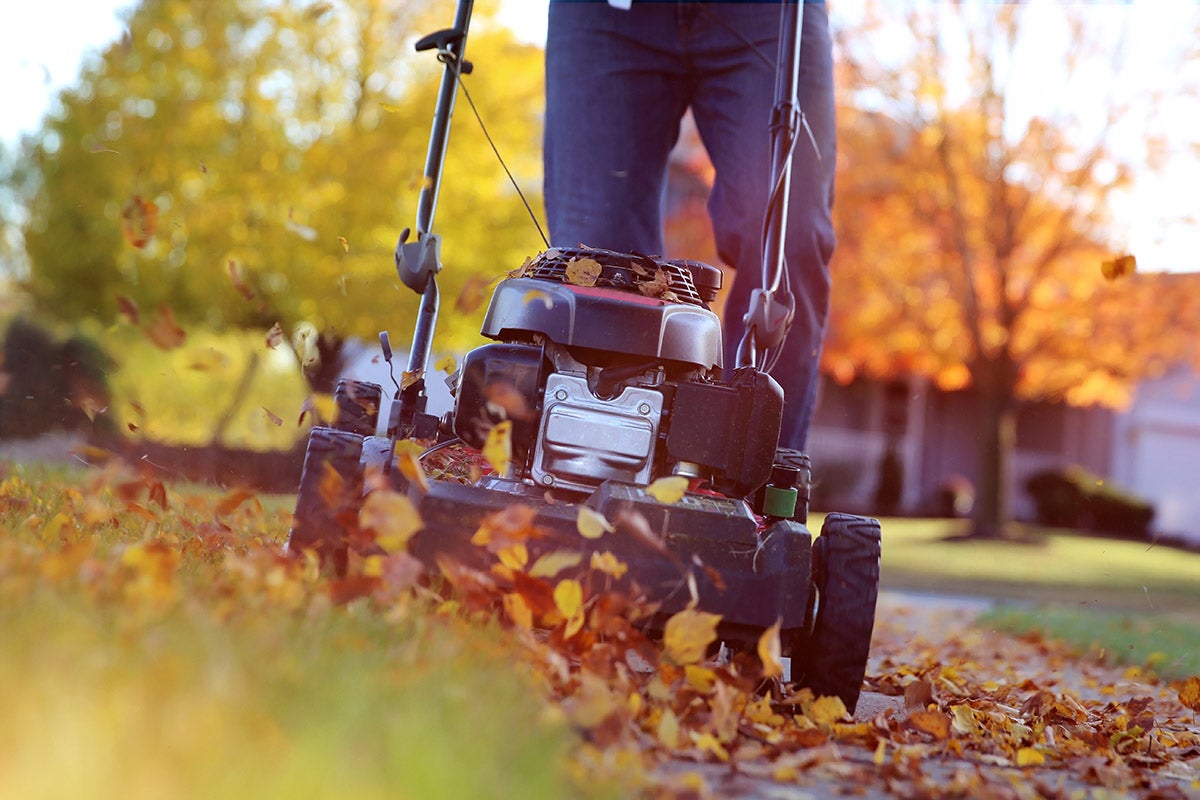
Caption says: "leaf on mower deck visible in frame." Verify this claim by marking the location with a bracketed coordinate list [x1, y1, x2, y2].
[359, 489, 422, 553]
[662, 607, 721, 666]
[121, 194, 158, 249]
[145, 305, 186, 350]
[646, 475, 688, 504]
[265, 322, 284, 349]
[1179, 676, 1200, 713]
[434, 354, 457, 374]
[636, 269, 671, 298]
[529, 550, 584, 578]
[554, 578, 585, 638]
[482, 420, 512, 475]
[565, 256, 602, 287]
[576, 506, 614, 540]
[757, 619, 784, 679]
[589, 551, 628, 580]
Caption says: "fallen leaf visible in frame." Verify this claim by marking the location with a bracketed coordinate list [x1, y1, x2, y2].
[359, 490, 422, 553]
[145, 305, 186, 350]
[662, 608, 720, 665]
[1179, 675, 1200, 713]
[908, 709, 951, 740]
[576, 506, 614, 540]
[589, 551, 628, 580]
[482, 420, 512, 475]
[757, 619, 784, 679]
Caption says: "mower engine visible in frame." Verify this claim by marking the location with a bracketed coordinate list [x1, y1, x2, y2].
[447, 247, 784, 501]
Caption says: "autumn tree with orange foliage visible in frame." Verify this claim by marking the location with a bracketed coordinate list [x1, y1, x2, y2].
[823, 4, 1200, 537]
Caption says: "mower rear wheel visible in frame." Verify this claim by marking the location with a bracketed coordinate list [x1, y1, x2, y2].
[793, 513, 881, 714]
[285, 426, 365, 575]
[333, 379, 382, 436]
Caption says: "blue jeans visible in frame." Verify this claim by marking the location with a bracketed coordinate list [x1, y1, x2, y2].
[544, 1, 836, 451]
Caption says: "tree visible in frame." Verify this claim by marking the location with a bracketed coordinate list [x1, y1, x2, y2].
[824, 3, 1200, 536]
[20, 0, 546, 369]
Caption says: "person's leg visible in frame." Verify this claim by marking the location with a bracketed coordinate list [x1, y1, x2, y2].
[544, 2, 692, 254]
[688, 2, 837, 451]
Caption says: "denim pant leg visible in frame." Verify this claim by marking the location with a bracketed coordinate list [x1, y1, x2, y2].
[694, 3, 836, 453]
[544, 3, 691, 254]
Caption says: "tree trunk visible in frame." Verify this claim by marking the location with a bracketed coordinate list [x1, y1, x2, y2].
[971, 355, 1017, 539]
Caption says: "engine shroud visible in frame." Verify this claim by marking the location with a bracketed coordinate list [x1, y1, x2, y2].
[453, 247, 782, 497]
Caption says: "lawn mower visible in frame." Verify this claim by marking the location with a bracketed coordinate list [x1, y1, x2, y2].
[286, 0, 881, 712]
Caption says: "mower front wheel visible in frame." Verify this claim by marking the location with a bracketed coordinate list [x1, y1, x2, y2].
[793, 513, 881, 714]
[285, 426, 365, 575]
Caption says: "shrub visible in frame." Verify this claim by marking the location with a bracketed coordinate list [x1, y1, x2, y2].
[1025, 466, 1155, 538]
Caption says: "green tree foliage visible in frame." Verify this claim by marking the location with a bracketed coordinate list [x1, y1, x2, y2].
[22, 0, 546, 353]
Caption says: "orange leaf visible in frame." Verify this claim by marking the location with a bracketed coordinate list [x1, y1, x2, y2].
[757, 619, 784, 679]
[908, 709, 951, 740]
[1179, 675, 1200, 712]
[456, 272, 492, 314]
[1101, 253, 1136, 281]
[116, 294, 140, 325]
[121, 194, 158, 249]
[145, 305, 186, 350]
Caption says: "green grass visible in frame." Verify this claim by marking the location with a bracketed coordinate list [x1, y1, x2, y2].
[0, 463, 591, 800]
[854, 514, 1200, 681]
[868, 516, 1200, 612]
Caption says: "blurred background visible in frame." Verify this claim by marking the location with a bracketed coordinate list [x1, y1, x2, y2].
[1, 0, 1198, 544]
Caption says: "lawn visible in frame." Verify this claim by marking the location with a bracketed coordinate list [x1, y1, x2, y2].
[859, 514, 1200, 680]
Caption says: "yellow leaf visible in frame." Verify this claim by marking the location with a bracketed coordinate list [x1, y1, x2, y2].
[745, 695, 784, 726]
[497, 542, 528, 571]
[359, 490, 422, 553]
[482, 420, 512, 475]
[503, 592, 533, 630]
[688, 731, 729, 762]
[1016, 747, 1045, 767]
[589, 550, 628, 579]
[528, 550, 584, 578]
[394, 441, 428, 493]
[554, 578, 585, 638]
[657, 708, 681, 748]
[684, 664, 717, 693]
[873, 739, 887, 766]
[646, 475, 689, 504]
[434, 354, 457, 374]
[808, 694, 849, 727]
[662, 607, 721, 665]
[757, 619, 783, 679]
[565, 256, 602, 287]
[576, 506, 614, 539]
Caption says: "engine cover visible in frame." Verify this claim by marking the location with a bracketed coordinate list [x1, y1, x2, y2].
[479, 248, 724, 370]
[531, 373, 664, 493]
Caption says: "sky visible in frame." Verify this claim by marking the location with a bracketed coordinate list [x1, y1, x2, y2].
[1, 0, 1196, 273]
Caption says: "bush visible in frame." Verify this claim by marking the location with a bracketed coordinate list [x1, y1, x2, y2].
[1025, 466, 1154, 538]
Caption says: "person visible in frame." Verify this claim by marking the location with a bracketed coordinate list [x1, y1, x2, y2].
[543, 0, 836, 453]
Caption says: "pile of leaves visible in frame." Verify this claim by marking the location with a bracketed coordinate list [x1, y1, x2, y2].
[3, 459, 1200, 798]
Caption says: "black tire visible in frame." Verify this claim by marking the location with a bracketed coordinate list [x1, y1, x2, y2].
[333, 379, 382, 436]
[285, 426, 365, 575]
[793, 513, 881, 714]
